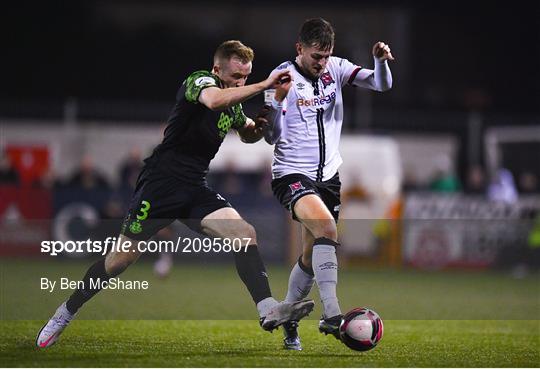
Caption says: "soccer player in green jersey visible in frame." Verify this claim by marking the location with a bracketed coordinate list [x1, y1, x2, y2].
[37, 40, 313, 348]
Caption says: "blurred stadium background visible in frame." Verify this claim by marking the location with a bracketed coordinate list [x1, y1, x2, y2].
[2, 0, 539, 272]
[1, 1, 539, 366]
[1, 0, 540, 329]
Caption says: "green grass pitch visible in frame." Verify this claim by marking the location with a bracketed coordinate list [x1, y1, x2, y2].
[0, 259, 539, 367]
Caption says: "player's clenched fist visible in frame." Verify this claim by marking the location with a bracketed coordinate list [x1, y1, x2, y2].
[274, 72, 293, 102]
[264, 70, 292, 89]
[372, 42, 394, 61]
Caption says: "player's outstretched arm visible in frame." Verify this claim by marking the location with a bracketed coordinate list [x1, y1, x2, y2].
[262, 75, 293, 144]
[199, 70, 292, 111]
[350, 42, 393, 92]
[372, 41, 393, 91]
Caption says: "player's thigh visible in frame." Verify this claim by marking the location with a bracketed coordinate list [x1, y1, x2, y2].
[115, 174, 182, 274]
[293, 194, 338, 241]
[200, 207, 257, 243]
[104, 234, 143, 275]
[121, 175, 180, 241]
[319, 173, 342, 222]
[271, 173, 318, 221]
[186, 186, 235, 233]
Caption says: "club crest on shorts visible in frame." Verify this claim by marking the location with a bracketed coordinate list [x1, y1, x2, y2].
[129, 220, 142, 234]
[289, 181, 305, 195]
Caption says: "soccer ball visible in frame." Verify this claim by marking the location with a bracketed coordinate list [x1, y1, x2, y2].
[339, 307, 383, 351]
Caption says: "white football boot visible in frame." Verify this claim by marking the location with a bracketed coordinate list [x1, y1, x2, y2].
[260, 299, 315, 331]
[153, 253, 173, 278]
[36, 302, 75, 348]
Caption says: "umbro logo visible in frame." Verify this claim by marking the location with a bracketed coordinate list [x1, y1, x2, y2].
[319, 261, 337, 270]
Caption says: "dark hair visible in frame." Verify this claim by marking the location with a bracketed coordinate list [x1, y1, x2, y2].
[213, 40, 254, 64]
[298, 18, 335, 50]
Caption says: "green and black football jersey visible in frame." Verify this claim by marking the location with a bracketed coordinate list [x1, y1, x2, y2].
[144, 70, 247, 184]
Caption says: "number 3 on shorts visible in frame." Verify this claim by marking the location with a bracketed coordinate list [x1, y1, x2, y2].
[136, 200, 151, 221]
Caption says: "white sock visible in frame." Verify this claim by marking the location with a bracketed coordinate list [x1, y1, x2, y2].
[312, 240, 341, 318]
[256, 297, 279, 318]
[285, 260, 315, 302]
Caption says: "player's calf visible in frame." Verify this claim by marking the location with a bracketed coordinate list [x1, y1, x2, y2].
[104, 235, 142, 275]
[312, 237, 342, 319]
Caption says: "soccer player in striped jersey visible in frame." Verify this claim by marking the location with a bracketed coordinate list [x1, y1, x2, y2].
[262, 18, 394, 350]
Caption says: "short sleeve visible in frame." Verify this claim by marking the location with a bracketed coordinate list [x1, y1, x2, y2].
[332, 57, 363, 87]
[184, 70, 219, 103]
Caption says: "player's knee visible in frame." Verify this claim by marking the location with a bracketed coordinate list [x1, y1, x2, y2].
[222, 220, 255, 240]
[105, 251, 139, 276]
[236, 222, 257, 244]
[312, 222, 338, 241]
[219, 221, 257, 244]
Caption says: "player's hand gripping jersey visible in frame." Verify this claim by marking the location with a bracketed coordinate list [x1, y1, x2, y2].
[144, 70, 247, 184]
[267, 57, 392, 182]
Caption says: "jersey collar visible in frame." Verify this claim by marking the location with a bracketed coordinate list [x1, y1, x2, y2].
[292, 60, 319, 83]
[211, 72, 225, 89]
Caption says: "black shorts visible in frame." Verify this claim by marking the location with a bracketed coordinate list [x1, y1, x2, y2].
[120, 169, 231, 240]
[271, 172, 341, 221]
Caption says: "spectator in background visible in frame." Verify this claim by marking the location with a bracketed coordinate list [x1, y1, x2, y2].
[465, 165, 486, 195]
[518, 171, 538, 194]
[32, 168, 61, 190]
[119, 148, 143, 191]
[342, 175, 370, 203]
[526, 214, 540, 270]
[402, 166, 423, 192]
[209, 160, 243, 196]
[93, 195, 125, 241]
[498, 212, 540, 278]
[428, 154, 461, 192]
[253, 160, 273, 198]
[153, 227, 176, 279]
[487, 168, 518, 203]
[0, 153, 20, 186]
[0, 153, 20, 185]
[67, 155, 110, 191]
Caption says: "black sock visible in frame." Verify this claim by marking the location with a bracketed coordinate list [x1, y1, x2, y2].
[65, 258, 111, 314]
[298, 254, 314, 276]
[234, 245, 272, 304]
